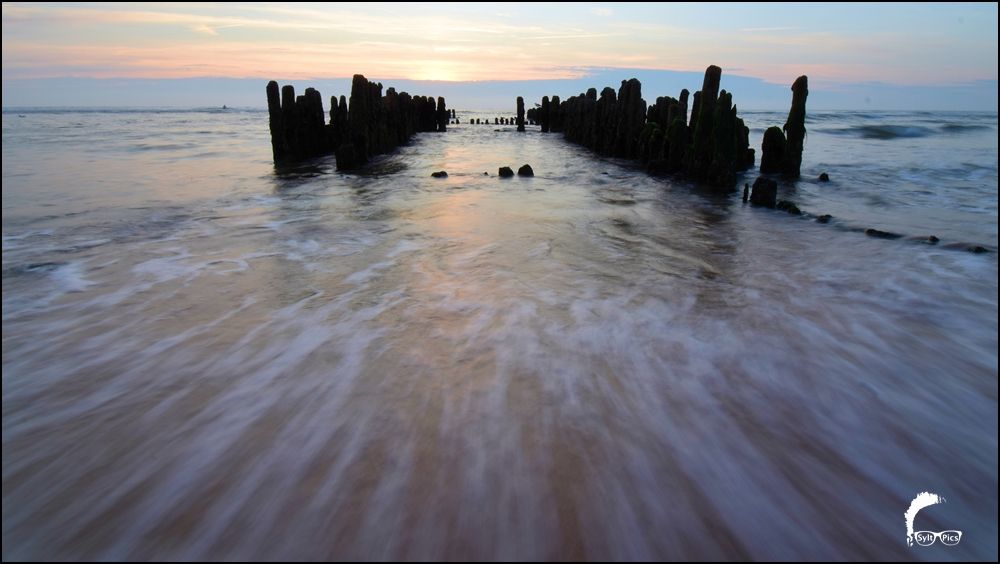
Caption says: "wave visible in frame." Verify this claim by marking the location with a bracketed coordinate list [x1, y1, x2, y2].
[819, 122, 994, 139]
[940, 123, 992, 133]
[2, 261, 65, 278]
[819, 125, 934, 139]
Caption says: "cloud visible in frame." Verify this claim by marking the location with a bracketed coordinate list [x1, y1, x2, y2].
[190, 24, 243, 36]
[190, 25, 218, 36]
[740, 27, 802, 32]
[522, 34, 625, 40]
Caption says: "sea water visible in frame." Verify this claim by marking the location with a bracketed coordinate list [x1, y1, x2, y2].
[2, 107, 997, 560]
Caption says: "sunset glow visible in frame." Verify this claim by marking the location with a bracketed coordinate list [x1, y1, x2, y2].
[3, 2, 997, 86]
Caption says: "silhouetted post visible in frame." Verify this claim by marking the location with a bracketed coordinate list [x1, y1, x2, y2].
[688, 91, 701, 130]
[686, 65, 722, 180]
[781, 76, 808, 176]
[266, 81, 288, 164]
[540, 96, 550, 132]
[438, 97, 448, 132]
[517, 64, 793, 192]
[550, 95, 561, 132]
[760, 126, 785, 174]
[266, 75, 446, 169]
[678, 89, 689, 125]
[736, 114, 753, 170]
[616, 78, 645, 159]
[708, 90, 737, 188]
[516, 97, 525, 131]
[347, 74, 371, 164]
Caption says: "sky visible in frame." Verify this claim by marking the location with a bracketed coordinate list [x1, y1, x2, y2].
[2, 2, 998, 109]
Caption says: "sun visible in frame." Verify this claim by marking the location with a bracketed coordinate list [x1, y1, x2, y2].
[410, 63, 460, 82]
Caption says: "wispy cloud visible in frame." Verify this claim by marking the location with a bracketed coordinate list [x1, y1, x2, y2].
[522, 34, 625, 40]
[190, 24, 243, 36]
[740, 26, 802, 32]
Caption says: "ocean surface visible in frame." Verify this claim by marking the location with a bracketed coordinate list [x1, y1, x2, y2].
[2, 106, 997, 560]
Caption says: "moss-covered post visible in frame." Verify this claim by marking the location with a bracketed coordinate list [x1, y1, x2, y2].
[686, 65, 722, 181]
[708, 90, 737, 189]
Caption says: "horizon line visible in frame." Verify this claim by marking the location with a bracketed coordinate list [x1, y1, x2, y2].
[5, 74, 998, 89]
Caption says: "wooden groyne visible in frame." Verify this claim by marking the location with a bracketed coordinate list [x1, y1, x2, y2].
[524, 65, 807, 191]
[266, 74, 448, 170]
[761, 75, 808, 176]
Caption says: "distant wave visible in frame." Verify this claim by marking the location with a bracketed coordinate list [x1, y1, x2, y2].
[819, 122, 994, 139]
[820, 125, 934, 140]
[804, 113, 849, 122]
[939, 123, 992, 133]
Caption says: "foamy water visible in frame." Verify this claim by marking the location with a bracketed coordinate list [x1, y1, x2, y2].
[2, 107, 997, 560]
